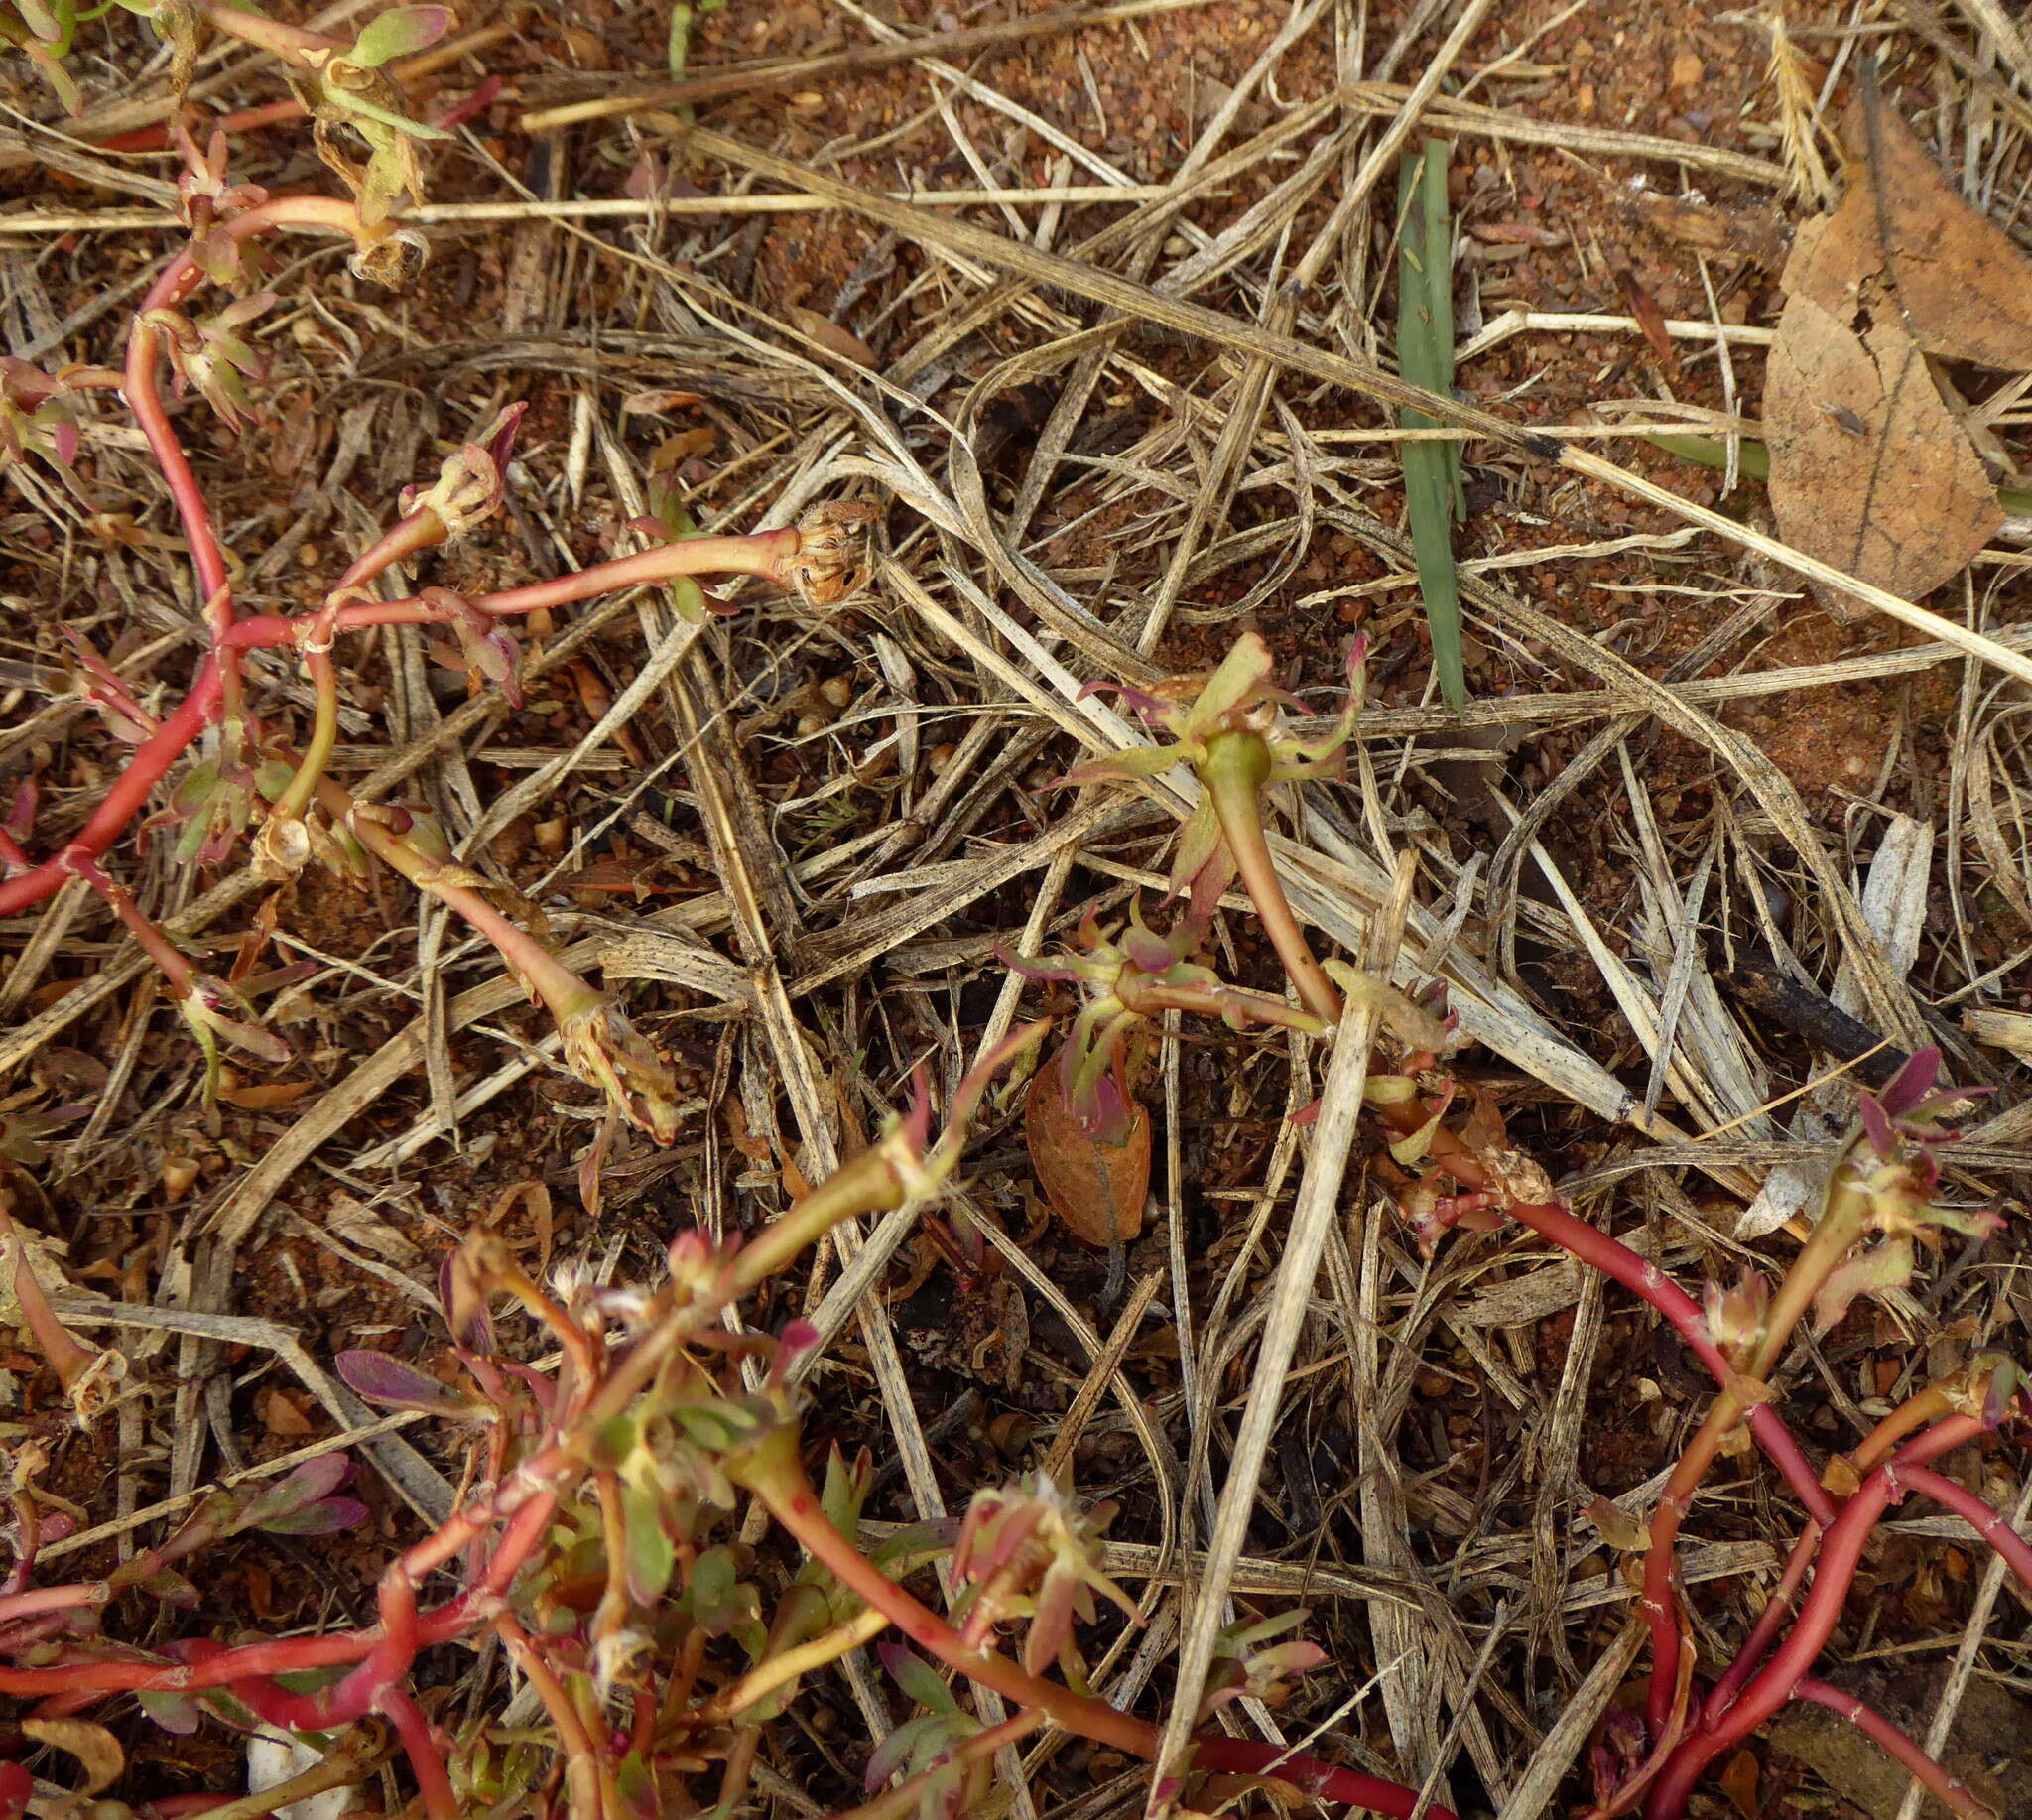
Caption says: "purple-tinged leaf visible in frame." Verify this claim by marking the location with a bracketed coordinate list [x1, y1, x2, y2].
[260, 1496, 367, 1537]
[235, 1454, 352, 1531]
[433, 73, 502, 132]
[336, 1348, 465, 1413]
[1922, 1200, 2003, 1240]
[140, 1568, 200, 1609]
[994, 942, 1079, 984]
[2, 776, 34, 844]
[612, 1750, 658, 1820]
[481, 399, 527, 468]
[768, 1319, 821, 1390]
[1984, 1359, 2026, 1430]
[861, 1719, 926, 1793]
[1858, 1092, 1895, 1159]
[880, 1644, 959, 1715]
[136, 1689, 201, 1736]
[1877, 1046, 1942, 1118]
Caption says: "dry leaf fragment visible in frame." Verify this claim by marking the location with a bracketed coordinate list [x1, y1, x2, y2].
[22, 1718, 124, 1796]
[784, 306, 879, 370]
[1786, 98, 2032, 371]
[1024, 1049, 1147, 1250]
[1718, 1748, 1760, 1820]
[326, 1192, 423, 1265]
[1621, 189, 1788, 268]
[1764, 293, 2002, 617]
[215, 1081, 315, 1109]
[1611, 257, 1679, 373]
[262, 1387, 316, 1438]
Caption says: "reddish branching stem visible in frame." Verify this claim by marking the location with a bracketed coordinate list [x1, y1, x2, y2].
[1793, 1680, 1996, 1820]
[1701, 1520, 1821, 1724]
[1894, 1466, 2032, 1594]
[0, 527, 817, 922]
[1647, 1416, 1986, 1816]
[742, 1431, 1454, 1817]
[1367, 1095, 1836, 1523]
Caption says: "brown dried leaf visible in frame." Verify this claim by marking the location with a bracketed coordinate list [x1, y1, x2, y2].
[1718, 1749, 1760, 1820]
[326, 1192, 423, 1265]
[214, 1081, 315, 1109]
[1024, 1050, 1147, 1250]
[1787, 98, 2032, 371]
[785, 306, 878, 370]
[1613, 258, 1679, 373]
[1621, 190, 1788, 268]
[261, 1387, 316, 1437]
[23, 1718, 124, 1796]
[1764, 294, 2000, 618]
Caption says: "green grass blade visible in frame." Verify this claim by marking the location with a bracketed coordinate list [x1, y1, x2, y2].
[1397, 139, 1464, 714]
[1650, 430, 2032, 516]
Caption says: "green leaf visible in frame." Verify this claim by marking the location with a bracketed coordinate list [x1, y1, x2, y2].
[1396, 140, 1464, 715]
[1058, 745, 1178, 786]
[588, 1413, 639, 1470]
[688, 1544, 753, 1636]
[888, 1649, 960, 1716]
[620, 1482, 676, 1603]
[337, 89, 451, 139]
[1183, 630, 1273, 735]
[819, 1445, 868, 1539]
[348, 4, 449, 66]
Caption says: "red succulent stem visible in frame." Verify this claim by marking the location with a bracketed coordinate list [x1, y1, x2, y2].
[1368, 1097, 1837, 1524]
[1893, 1467, 2032, 1593]
[62, 852, 196, 1000]
[0, 1583, 104, 1624]
[0, 196, 362, 922]
[376, 1682, 458, 1820]
[327, 507, 449, 599]
[194, 1, 342, 57]
[1640, 1162, 1877, 1737]
[0, 671, 221, 917]
[0, 527, 807, 922]
[1646, 1416, 1986, 1817]
[126, 197, 365, 722]
[1792, 1680, 1995, 1820]
[1639, 1395, 1736, 1743]
[741, 1431, 1454, 1818]
[1701, 1519, 1821, 1724]
[0, 1484, 560, 1706]
[494, 1609, 609, 1820]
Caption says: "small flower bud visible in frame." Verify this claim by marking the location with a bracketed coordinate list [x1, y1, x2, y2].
[251, 813, 312, 882]
[782, 501, 879, 607]
[559, 996, 685, 1144]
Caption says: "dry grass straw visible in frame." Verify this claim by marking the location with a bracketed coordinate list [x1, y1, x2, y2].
[8, 0, 2032, 1810]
